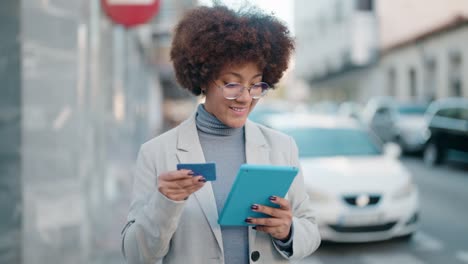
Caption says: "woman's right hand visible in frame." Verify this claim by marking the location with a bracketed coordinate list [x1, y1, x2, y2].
[157, 170, 206, 201]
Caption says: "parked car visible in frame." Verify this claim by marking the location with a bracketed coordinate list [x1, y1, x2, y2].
[310, 100, 339, 115]
[248, 100, 292, 126]
[265, 114, 419, 242]
[362, 97, 399, 143]
[423, 98, 468, 166]
[338, 101, 364, 122]
[395, 103, 429, 153]
[363, 98, 429, 153]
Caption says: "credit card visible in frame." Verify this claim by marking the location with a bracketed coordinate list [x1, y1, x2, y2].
[177, 162, 216, 181]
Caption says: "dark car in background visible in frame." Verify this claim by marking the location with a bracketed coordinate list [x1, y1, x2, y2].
[423, 98, 468, 166]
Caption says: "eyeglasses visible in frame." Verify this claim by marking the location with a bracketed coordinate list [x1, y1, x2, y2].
[216, 82, 270, 100]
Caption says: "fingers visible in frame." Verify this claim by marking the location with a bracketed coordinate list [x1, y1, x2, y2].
[253, 224, 291, 241]
[162, 176, 205, 190]
[246, 196, 293, 240]
[245, 216, 283, 226]
[158, 170, 206, 201]
[250, 196, 292, 219]
[246, 216, 291, 240]
[159, 169, 193, 181]
[268, 196, 291, 211]
[159, 182, 205, 201]
[158, 180, 205, 201]
[159, 170, 206, 186]
[246, 208, 291, 227]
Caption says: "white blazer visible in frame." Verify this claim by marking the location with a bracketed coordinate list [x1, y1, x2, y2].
[122, 114, 321, 264]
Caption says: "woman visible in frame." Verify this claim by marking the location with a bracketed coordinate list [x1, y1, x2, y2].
[121, 5, 321, 264]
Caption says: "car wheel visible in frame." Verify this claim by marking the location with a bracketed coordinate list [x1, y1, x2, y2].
[423, 142, 444, 166]
[395, 136, 408, 154]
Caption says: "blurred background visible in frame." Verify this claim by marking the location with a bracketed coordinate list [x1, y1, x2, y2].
[0, 0, 467, 263]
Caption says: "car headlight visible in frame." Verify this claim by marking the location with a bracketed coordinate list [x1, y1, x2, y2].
[392, 181, 415, 200]
[307, 189, 332, 203]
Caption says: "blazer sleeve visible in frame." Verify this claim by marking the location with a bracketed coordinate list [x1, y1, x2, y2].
[121, 143, 185, 264]
[280, 136, 321, 261]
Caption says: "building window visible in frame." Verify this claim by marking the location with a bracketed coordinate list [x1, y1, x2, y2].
[342, 49, 351, 68]
[452, 80, 462, 97]
[409, 67, 417, 98]
[335, 0, 343, 23]
[449, 52, 463, 97]
[424, 58, 437, 101]
[356, 0, 374, 11]
[387, 68, 396, 97]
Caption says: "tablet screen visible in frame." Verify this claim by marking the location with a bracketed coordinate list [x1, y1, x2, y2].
[218, 164, 298, 226]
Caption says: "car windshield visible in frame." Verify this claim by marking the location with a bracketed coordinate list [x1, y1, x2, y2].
[279, 127, 382, 158]
[398, 105, 427, 115]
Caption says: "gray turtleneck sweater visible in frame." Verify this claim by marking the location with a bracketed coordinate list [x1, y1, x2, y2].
[196, 104, 249, 264]
[195, 104, 293, 263]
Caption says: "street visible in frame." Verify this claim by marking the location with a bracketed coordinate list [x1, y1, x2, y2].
[302, 157, 468, 264]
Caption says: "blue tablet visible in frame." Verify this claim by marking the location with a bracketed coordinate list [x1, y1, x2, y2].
[218, 164, 298, 226]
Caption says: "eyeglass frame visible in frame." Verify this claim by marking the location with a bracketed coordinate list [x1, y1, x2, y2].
[213, 81, 271, 100]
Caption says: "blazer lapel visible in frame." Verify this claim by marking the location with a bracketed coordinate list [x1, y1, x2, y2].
[176, 115, 224, 254]
[245, 120, 271, 248]
[245, 120, 270, 165]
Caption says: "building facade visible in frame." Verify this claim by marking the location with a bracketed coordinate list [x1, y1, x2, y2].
[380, 17, 468, 102]
[294, 0, 468, 103]
[0, 0, 196, 263]
[294, 0, 378, 102]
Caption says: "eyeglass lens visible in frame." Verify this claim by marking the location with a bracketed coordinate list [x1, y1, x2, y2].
[223, 82, 269, 99]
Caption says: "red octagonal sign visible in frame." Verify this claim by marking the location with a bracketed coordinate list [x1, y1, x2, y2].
[101, 0, 161, 28]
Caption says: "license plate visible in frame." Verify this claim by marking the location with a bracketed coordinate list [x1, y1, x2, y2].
[338, 212, 384, 226]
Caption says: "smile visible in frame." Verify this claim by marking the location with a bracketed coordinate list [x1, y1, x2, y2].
[230, 107, 246, 112]
[230, 106, 249, 115]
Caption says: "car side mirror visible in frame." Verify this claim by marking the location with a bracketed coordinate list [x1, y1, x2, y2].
[383, 142, 402, 159]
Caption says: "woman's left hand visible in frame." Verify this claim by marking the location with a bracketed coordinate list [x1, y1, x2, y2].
[246, 196, 292, 241]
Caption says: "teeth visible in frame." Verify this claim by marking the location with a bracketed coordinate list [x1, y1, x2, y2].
[232, 107, 244, 112]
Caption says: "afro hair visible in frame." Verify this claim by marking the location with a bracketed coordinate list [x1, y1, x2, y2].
[170, 5, 295, 96]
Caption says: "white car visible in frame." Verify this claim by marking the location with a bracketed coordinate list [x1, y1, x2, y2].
[265, 114, 419, 242]
[395, 103, 429, 153]
[362, 97, 400, 143]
